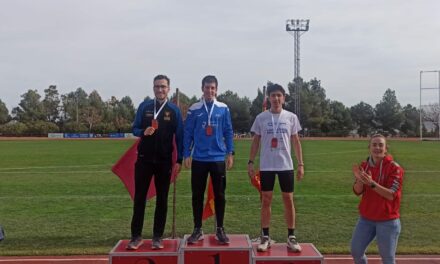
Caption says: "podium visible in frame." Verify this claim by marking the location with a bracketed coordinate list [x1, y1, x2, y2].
[109, 239, 182, 264]
[252, 243, 323, 264]
[109, 236, 323, 264]
[181, 234, 252, 264]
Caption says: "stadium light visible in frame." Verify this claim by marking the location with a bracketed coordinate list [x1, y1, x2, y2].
[286, 19, 310, 32]
[286, 19, 310, 121]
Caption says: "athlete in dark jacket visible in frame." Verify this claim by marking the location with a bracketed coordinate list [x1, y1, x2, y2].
[127, 74, 183, 250]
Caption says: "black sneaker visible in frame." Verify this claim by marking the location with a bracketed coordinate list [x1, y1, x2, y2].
[187, 228, 204, 244]
[126, 236, 143, 250]
[152, 237, 163, 250]
[215, 227, 230, 245]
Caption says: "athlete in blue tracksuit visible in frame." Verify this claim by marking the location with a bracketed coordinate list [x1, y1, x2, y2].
[127, 74, 184, 250]
[183, 75, 234, 245]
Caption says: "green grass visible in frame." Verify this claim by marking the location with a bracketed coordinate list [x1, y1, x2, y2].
[0, 139, 439, 255]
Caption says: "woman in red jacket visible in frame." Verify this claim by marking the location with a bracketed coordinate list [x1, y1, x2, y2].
[351, 134, 404, 264]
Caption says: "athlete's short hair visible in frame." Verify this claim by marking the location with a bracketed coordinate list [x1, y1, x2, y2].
[202, 75, 218, 89]
[154, 74, 170, 86]
[266, 83, 286, 96]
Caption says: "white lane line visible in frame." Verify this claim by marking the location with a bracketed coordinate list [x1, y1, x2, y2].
[304, 150, 365, 156]
[233, 150, 365, 159]
[0, 164, 111, 171]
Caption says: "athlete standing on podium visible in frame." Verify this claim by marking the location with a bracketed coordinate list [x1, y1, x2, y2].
[183, 75, 234, 245]
[127, 74, 184, 250]
[248, 83, 304, 252]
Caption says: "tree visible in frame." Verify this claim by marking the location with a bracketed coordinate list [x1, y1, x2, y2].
[422, 103, 440, 136]
[83, 90, 104, 133]
[287, 78, 329, 135]
[61, 88, 88, 129]
[217, 90, 251, 133]
[83, 106, 102, 133]
[0, 122, 28, 135]
[119, 96, 136, 123]
[285, 78, 302, 117]
[0, 99, 10, 124]
[42, 85, 60, 123]
[249, 88, 266, 124]
[12, 90, 45, 122]
[351, 102, 375, 137]
[88, 90, 104, 109]
[26, 121, 59, 135]
[106, 95, 136, 133]
[322, 101, 353, 136]
[374, 89, 404, 135]
[401, 104, 420, 137]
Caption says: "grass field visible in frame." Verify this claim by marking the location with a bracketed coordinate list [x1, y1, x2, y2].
[0, 138, 439, 255]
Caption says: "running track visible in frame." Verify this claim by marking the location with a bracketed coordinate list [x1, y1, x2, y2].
[1, 255, 440, 263]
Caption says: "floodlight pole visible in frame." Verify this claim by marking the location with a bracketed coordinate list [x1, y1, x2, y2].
[286, 19, 310, 119]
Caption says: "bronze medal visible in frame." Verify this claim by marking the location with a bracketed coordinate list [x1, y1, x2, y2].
[271, 138, 278, 148]
[206, 125, 213, 136]
[151, 119, 158, 129]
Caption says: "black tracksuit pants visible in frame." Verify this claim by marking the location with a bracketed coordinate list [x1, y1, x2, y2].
[130, 158, 172, 238]
[191, 160, 226, 229]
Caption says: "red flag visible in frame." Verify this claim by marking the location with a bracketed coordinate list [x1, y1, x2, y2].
[202, 177, 215, 220]
[112, 137, 178, 200]
[251, 170, 262, 202]
[251, 170, 262, 193]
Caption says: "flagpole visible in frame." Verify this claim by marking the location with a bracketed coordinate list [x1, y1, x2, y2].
[260, 86, 266, 236]
[211, 175, 217, 234]
[171, 88, 180, 239]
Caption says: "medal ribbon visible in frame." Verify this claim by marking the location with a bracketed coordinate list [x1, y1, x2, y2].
[270, 109, 283, 139]
[154, 99, 168, 120]
[203, 98, 216, 126]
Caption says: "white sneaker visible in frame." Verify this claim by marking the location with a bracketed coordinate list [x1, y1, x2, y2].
[287, 235, 302, 252]
[257, 236, 271, 252]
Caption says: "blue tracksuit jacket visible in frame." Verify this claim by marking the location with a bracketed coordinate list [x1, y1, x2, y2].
[183, 99, 234, 162]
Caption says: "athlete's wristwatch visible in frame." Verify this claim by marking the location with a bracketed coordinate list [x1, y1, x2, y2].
[370, 182, 376, 189]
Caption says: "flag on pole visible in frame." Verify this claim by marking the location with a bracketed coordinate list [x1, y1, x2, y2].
[251, 170, 262, 202]
[251, 171, 262, 193]
[202, 177, 215, 220]
[251, 86, 266, 195]
[112, 137, 178, 200]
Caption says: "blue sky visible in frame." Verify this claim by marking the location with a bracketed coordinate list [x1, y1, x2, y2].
[1, 0, 439, 111]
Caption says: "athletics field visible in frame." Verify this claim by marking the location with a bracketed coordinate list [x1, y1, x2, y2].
[0, 138, 439, 256]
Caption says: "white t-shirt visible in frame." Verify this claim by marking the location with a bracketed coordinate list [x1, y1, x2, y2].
[250, 109, 302, 171]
